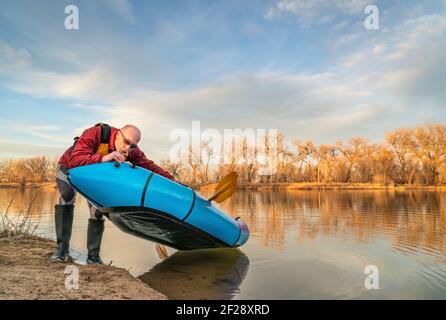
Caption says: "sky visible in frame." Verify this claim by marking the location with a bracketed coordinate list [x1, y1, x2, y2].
[0, 0, 445, 161]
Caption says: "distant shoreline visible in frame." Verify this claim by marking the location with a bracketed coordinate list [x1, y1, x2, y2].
[2, 181, 446, 191]
[198, 182, 446, 191]
[0, 182, 57, 189]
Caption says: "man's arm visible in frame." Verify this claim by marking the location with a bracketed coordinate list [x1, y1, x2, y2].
[129, 148, 175, 180]
[68, 127, 103, 168]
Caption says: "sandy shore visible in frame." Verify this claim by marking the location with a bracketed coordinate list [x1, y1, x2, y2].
[0, 236, 167, 300]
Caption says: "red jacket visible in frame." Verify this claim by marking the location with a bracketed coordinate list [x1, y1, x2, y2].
[58, 125, 174, 180]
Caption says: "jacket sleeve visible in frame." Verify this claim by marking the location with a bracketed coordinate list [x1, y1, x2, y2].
[68, 127, 103, 168]
[129, 148, 175, 181]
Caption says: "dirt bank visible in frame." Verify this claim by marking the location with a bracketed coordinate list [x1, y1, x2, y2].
[0, 236, 167, 300]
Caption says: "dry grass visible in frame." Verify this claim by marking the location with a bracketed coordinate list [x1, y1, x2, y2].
[0, 193, 40, 239]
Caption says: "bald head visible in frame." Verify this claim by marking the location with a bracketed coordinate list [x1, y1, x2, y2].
[121, 124, 141, 142]
[115, 124, 141, 156]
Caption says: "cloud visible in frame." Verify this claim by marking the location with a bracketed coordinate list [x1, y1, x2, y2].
[98, 71, 383, 158]
[0, 42, 31, 70]
[0, 42, 138, 102]
[0, 140, 64, 159]
[102, 13, 446, 152]
[332, 33, 360, 49]
[339, 14, 446, 105]
[2, 37, 376, 139]
[266, 0, 372, 24]
[0, 3, 445, 160]
[0, 118, 79, 145]
[106, 0, 136, 23]
[70, 103, 111, 112]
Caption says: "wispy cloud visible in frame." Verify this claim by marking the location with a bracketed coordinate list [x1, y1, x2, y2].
[266, 0, 373, 24]
[0, 140, 64, 159]
[105, 0, 136, 23]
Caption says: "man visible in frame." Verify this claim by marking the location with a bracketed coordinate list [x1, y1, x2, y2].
[51, 123, 175, 264]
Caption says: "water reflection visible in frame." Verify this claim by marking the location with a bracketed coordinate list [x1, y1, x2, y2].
[213, 190, 446, 262]
[0, 187, 58, 219]
[2, 188, 446, 299]
[138, 248, 249, 300]
[4, 188, 446, 259]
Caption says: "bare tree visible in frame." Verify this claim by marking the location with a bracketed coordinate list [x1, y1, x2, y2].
[335, 137, 368, 183]
[293, 140, 315, 182]
[386, 128, 417, 184]
[411, 125, 446, 185]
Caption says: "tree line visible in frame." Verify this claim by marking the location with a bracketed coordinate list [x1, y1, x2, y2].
[0, 157, 57, 185]
[1, 124, 445, 186]
[163, 124, 446, 186]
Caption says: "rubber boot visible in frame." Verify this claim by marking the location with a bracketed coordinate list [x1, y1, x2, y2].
[50, 204, 74, 262]
[86, 218, 105, 265]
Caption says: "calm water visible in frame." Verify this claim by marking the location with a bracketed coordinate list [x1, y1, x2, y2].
[1, 187, 446, 299]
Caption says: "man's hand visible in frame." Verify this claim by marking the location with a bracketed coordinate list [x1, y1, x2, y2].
[101, 151, 126, 163]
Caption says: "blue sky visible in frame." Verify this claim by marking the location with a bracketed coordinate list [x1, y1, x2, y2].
[0, 0, 445, 160]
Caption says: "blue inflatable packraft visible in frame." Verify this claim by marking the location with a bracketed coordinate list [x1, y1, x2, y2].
[67, 162, 249, 250]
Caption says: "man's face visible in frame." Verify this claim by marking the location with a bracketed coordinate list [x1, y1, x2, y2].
[115, 128, 141, 157]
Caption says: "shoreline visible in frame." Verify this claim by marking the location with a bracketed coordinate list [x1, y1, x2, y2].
[0, 182, 57, 189]
[0, 236, 167, 300]
[2, 181, 446, 191]
[198, 182, 446, 191]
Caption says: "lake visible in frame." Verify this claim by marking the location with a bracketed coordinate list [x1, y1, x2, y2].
[1, 187, 446, 299]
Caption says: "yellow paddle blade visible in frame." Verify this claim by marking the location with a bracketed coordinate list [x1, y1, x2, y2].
[208, 172, 237, 203]
[215, 171, 237, 191]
